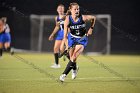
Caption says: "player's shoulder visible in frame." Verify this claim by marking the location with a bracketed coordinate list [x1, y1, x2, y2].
[64, 15, 70, 21]
[55, 16, 59, 20]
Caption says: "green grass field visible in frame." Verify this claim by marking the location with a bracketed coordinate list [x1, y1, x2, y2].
[0, 53, 140, 93]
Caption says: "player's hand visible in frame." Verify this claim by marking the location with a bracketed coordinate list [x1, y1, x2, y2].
[63, 37, 68, 49]
[87, 28, 93, 36]
[48, 35, 54, 41]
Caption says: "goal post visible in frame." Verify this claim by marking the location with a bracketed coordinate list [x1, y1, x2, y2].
[30, 14, 111, 54]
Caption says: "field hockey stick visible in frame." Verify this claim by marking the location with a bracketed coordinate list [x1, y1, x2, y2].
[59, 34, 87, 58]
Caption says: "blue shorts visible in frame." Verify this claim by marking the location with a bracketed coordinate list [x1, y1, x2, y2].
[55, 30, 64, 40]
[68, 33, 88, 48]
[0, 32, 11, 43]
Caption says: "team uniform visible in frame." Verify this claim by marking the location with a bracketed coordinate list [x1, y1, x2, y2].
[59, 15, 88, 81]
[68, 15, 88, 47]
[0, 24, 11, 43]
[0, 24, 11, 57]
[51, 16, 66, 68]
[55, 16, 64, 40]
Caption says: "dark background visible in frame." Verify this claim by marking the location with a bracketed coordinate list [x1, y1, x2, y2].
[0, 0, 139, 54]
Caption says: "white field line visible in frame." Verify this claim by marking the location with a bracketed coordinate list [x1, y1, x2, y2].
[0, 77, 140, 81]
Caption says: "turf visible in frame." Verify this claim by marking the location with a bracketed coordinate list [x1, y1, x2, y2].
[0, 53, 140, 93]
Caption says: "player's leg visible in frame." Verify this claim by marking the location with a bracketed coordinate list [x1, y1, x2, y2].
[59, 35, 75, 81]
[51, 40, 62, 68]
[71, 37, 88, 79]
[3, 33, 13, 54]
[0, 34, 3, 57]
[60, 39, 65, 53]
[69, 47, 77, 70]
[4, 42, 10, 51]
[62, 48, 76, 74]
[54, 40, 62, 64]
[71, 45, 84, 79]
[0, 43, 3, 57]
[71, 45, 84, 61]
[60, 45, 84, 81]
[59, 48, 75, 81]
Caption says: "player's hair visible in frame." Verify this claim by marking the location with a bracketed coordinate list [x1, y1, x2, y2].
[57, 4, 65, 8]
[69, 2, 79, 10]
[0, 18, 5, 24]
[1, 17, 7, 23]
[67, 2, 80, 16]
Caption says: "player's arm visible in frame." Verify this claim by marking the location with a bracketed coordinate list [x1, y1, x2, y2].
[83, 15, 96, 36]
[63, 15, 69, 49]
[48, 17, 60, 41]
[5, 24, 10, 32]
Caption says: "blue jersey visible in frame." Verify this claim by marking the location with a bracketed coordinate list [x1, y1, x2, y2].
[68, 15, 88, 47]
[56, 16, 64, 31]
[68, 15, 86, 37]
[55, 16, 64, 40]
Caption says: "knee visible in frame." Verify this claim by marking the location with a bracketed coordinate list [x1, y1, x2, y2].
[71, 53, 77, 62]
[0, 43, 3, 49]
[54, 46, 59, 52]
[60, 48, 64, 53]
[5, 43, 10, 49]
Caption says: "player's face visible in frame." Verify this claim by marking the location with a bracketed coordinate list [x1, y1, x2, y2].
[0, 20, 4, 32]
[57, 6, 64, 15]
[71, 5, 80, 17]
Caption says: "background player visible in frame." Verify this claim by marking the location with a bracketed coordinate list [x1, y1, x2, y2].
[48, 4, 66, 68]
[0, 17, 11, 57]
[59, 2, 96, 82]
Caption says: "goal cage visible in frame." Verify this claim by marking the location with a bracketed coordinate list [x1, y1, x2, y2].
[29, 14, 111, 55]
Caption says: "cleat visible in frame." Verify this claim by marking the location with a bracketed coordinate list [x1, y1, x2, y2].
[10, 50, 14, 55]
[51, 64, 61, 68]
[72, 66, 79, 79]
[59, 74, 66, 82]
[10, 48, 14, 55]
